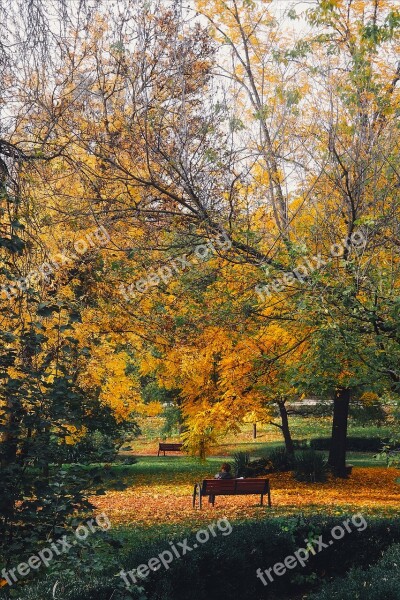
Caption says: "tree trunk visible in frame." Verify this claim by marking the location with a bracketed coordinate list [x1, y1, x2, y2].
[328, 388, 350, 477]
[277, 400, 295, 456]
[41, 426, 51, 478]
[199, 439, 206, 461]
[253, 423, 257, 439]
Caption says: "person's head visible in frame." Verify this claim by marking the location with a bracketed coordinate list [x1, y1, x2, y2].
[221, 462, 231, 473]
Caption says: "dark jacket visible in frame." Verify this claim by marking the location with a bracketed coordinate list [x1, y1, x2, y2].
[215, 471, 233, 479]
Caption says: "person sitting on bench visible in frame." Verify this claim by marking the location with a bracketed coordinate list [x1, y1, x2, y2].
[209, 462, 233, 504]
[215, 462, 233, 479]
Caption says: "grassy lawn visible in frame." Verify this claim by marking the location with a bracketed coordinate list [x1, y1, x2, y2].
[4, 425, 400, 600]
[86, 452, 399, 530]
[89, 417, 394, 527]
[129, 416, 393, 457]
[60, 419, 400, 565]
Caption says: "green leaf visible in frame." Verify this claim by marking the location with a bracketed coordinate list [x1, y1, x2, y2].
[69, 309, 82, 323]
[10, 219, 25, 230]
[37, 302, 60, 317]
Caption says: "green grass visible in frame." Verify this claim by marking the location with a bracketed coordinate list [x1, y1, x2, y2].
[64, 448, 385, 496]
[130, 415, 393, 456]
[287, 418, 392, 440]
[63, 456, 227, 492]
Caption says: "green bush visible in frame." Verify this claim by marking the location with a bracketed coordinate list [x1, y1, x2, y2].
[0, 466, 97, 565]
[267, 446, 294, 471]
[310, 543, 400, 600]
[0, 574, 143, 600]
[245, 457, 273, 476]
[118, 516, 400, 600]
[310, 436, 387, 452]
[55, 431, 120, 464]
[293, 439, 308, 449]
[4, 517, 400, 600]
[293, 449, 328, 482]
[233, 451, 250, 477]
[349, 401, 387, 426]
[234, 452, 272, 477]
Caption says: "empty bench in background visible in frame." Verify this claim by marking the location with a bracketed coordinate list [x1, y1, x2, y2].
[193, 478, 271, 509]
[157, 442, 183, 456]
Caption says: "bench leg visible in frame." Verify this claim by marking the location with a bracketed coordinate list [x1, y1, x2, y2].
[260, 493, 264, 506]
[193, 484, 202, 509]
[267, 487, 272, 508]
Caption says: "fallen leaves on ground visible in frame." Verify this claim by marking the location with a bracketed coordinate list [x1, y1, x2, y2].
[90, 467, 400, 528]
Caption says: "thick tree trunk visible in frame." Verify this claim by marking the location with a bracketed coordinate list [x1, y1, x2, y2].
[198, 439, 206, 460]
[277, 400, 295, 456]
[328, 388, 350, 477]
[253, 423, 257, 439]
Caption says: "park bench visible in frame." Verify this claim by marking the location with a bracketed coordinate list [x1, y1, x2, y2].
[388, 449, 400, 462]
[193, 478, 271, 509]
[389, 448, 400, 456]
[157, 442, 183, 456]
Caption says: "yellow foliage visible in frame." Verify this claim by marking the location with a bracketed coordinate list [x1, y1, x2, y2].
[136, 402, 163, 417]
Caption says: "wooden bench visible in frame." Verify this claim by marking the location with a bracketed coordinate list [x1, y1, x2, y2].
[389, 449, 400, 456]
[193, 478, 271, 509]
[388, 449, 400, 463]
[157, 442, 183, 456]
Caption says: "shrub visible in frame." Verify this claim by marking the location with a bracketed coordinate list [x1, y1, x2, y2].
[118, 516, 400, 600]
[233, 453, 272, 477]
[349, 401, 387, 426]
[293, 449, 328, 482]
[0, 574, 143, 600]
[233, 451, 250, 477]
[293, 439, 308, 449]
[57, 431, 120, 464]
[4, 517, 400, 600]
[310, 436, 387, 452]
[267, 446, 294, 471]
[0, 466, 98, 564]
[245, 457, 273, 476]
[310, 543, 400, 600]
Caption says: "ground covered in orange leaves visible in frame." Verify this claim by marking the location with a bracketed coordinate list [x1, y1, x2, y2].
[90, 458, 400, 528]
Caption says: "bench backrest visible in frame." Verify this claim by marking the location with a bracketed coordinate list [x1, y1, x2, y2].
[235, 478, 269, 494]
[159, 443, 183, 450]
[202, 479, 237, 494]
[201, 478, 268, 495]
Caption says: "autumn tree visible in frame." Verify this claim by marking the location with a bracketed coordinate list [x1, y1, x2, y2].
[3, 0, 400, 478]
